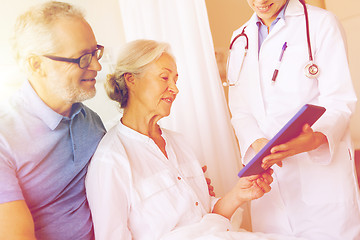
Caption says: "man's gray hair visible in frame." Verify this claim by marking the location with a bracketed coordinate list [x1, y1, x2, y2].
[11, 1, 84, 72]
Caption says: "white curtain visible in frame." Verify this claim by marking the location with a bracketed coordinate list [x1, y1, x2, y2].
[118, 0, 241, 196]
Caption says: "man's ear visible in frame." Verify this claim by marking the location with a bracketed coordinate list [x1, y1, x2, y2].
[27, 55, 46, 77]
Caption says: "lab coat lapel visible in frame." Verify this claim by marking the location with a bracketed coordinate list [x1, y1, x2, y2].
[268, 18, 285, 39]
[286, 0, 305, 16]
[267, 0, 304, 42]
[249, 0, 303, 117]
[246, 14, 266, 118]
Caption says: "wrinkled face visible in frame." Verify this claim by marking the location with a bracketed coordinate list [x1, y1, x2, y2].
[246, 0, 288, 26]
[132, 53, 179, 119]
[40, 17, 102, 104]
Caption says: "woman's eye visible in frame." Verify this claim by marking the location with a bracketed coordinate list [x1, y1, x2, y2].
[161, 77, 168, 81]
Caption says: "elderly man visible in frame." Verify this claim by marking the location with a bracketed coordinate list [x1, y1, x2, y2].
[0, 1, 106, 239]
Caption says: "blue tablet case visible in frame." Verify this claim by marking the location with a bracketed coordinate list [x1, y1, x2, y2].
[238, 104, 326, 178]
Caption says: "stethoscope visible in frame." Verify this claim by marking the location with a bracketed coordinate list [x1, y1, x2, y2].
[224, 0, 319, 87]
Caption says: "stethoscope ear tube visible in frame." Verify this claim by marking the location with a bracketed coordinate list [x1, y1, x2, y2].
[300, 0, 319, 78]
[225, 27, 248, 87]
[224, 48, 247, 87]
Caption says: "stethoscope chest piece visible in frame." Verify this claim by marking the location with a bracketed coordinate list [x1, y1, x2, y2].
[304, 61, 319, 78]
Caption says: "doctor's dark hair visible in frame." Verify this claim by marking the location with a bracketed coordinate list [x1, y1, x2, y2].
[11, 1, 85, 73]
[106, 39, 172, 108]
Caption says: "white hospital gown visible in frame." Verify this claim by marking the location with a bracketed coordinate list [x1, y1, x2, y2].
[85, 122, 305, 240]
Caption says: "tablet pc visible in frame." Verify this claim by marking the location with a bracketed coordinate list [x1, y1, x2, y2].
[238, 104, 326, 178]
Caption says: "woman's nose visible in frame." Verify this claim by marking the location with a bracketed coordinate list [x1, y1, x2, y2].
[168, 80, 179, 94]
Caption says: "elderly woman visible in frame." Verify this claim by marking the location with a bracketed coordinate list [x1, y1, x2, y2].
[85, 40, 303, 240]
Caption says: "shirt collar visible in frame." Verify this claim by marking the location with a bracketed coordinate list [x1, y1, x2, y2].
[117, 119, 163, 144]
[19, 80, 86, 130]
[70, 102, 86, 120]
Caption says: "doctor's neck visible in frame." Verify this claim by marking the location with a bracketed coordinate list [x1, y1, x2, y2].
[251, 0, 288, 28]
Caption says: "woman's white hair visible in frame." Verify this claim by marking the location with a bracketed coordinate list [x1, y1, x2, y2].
[11, 1, 84, 73]
[106, 39, 173, 108]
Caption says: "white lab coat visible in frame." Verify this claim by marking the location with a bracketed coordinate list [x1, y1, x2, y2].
[228, 0, 360, 239]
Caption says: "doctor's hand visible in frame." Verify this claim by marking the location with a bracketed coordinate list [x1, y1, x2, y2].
[252, 138, 283, 168]
[251, 138, 269, 153]
[261, 124, 328, 170]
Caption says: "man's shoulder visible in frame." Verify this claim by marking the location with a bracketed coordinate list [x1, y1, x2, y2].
[80, 103, 101, 118]
[0, 98, 24, 135]
[77, 103, 106, 130]
[0, 102, 13, 121]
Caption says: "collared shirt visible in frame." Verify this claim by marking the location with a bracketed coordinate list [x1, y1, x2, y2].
[257, 0, 289, 50]
[86, 121, 218, 240]
[0, 80, 106, 240]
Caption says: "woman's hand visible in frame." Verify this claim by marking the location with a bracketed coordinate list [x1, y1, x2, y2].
[261, 124, 327, 170]
[212, 169, 273, 219]
[202, 165, 215, 197]
[232, 169, 274, 203]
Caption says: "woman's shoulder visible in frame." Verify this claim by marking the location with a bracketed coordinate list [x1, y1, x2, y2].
[161, 128, 199, 160]
[91, 123, 129, 165]
[161, 128, 182, 137]
[161, 128, 188, 145]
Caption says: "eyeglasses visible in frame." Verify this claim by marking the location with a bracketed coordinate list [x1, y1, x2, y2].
[43, 45, 104, 69]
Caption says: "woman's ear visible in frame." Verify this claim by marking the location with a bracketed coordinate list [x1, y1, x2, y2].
[124, 72, 136, 87]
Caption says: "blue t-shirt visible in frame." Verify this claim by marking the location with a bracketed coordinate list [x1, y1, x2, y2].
[0, 81, 106, 239]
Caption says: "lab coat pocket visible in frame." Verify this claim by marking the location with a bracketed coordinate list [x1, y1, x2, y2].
[299, 142, 355, 205]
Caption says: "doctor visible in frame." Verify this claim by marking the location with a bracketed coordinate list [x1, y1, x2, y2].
[227, 0, 360, 239]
